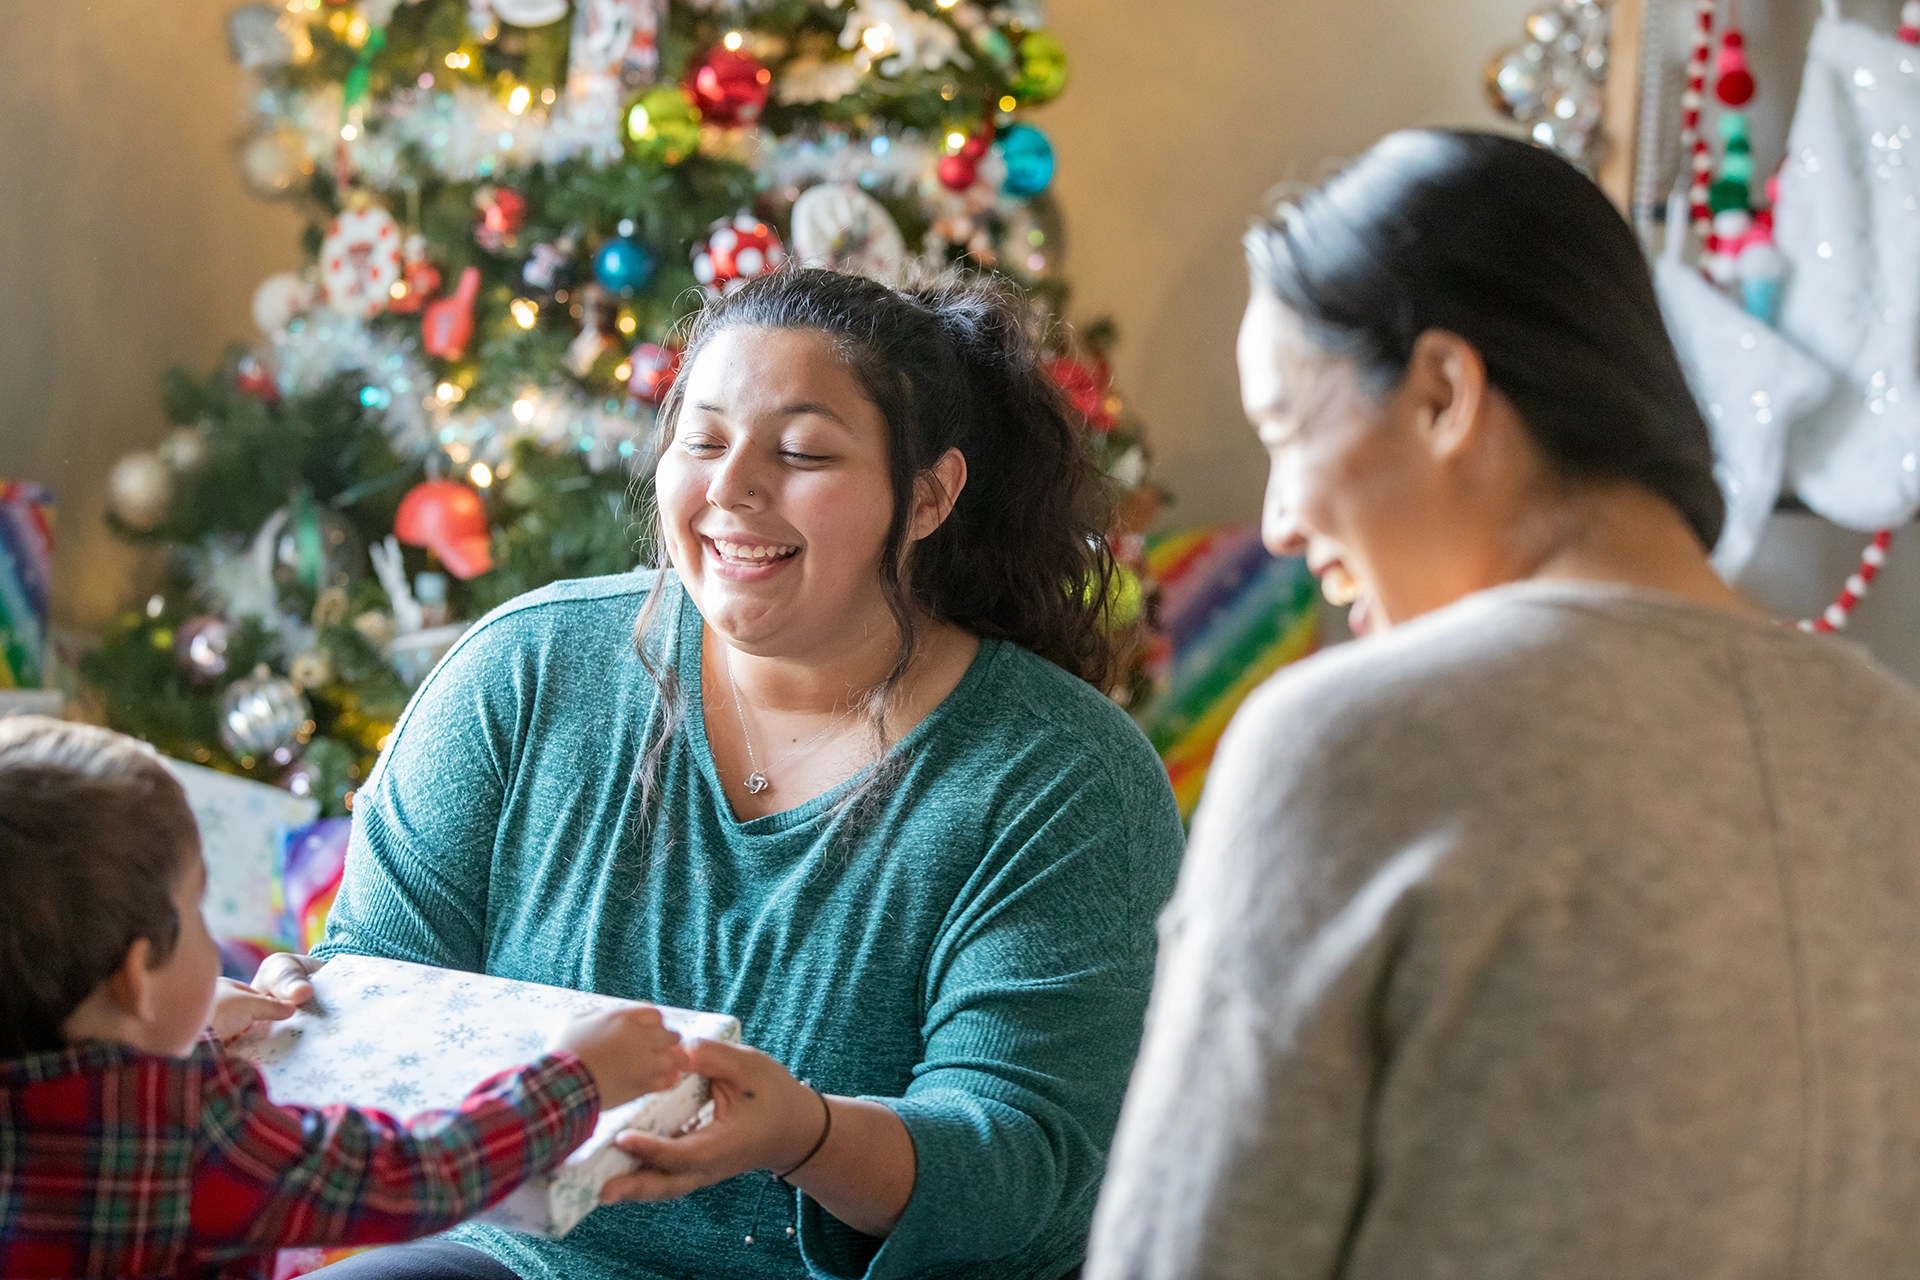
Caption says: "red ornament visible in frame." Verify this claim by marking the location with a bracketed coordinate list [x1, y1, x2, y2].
[627, 343, 681, 404]
[1714, 30, 1754, 106]
[690, 212, 787, 296]
[686, 47, 771, 127]
[473, 186, 528, 253]
[937, 152, 978, 192]
[387, 235, 440, 315]
[394, 479, 494, 580]
[1043, 356, 1117, 431]
[960, 124, 992, 160]
[421, 266, 481, 360]
[234, 353, 280, 403]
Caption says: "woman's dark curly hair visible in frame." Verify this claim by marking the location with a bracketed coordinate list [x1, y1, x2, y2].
[629, 266, 1119, 821]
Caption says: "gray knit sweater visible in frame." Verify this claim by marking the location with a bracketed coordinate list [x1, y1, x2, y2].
[1087, 580, 1920, 1280]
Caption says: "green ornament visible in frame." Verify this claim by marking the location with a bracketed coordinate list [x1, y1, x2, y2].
[1012, 30, 1068, 105]
[1717, 110, 1749, 144]
[625, 86, 700, 165]
[1709, 177, 1750, 214]
[343, 27, 387, 110]
[1721, 150, 1754, 183]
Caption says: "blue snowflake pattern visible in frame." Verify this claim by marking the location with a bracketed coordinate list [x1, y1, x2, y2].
[395, 1053, 422, 1069]
[345, 1039, 381, 1059]
[438, 1023, 483, 1049]
[359, 984, 385, 998]
[444, 990, 479, 1015]
[380, 1079, 423, 1109]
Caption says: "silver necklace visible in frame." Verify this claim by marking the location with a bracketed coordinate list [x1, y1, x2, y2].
[723, 647, 856, 796]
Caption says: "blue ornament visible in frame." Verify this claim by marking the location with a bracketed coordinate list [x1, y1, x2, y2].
[996, 124, 1055, 199]
[593, 237, 657, 295]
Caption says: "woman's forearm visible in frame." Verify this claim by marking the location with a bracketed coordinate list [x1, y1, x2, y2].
[787, 1095, 917, 1239]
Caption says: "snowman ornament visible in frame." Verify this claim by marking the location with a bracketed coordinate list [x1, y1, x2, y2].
[320, 195, 403, 319]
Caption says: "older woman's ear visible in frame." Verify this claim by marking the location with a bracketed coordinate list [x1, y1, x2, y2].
[1404, 329, 1488, 463]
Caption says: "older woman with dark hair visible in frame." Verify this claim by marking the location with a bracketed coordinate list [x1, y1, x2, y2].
[1088, 130, 1920, 1278]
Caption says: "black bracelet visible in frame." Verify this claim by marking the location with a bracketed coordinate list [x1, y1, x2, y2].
[774, 1081, 833, 1182]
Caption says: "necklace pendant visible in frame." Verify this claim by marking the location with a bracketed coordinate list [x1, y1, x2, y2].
[744, 770, 769, 795]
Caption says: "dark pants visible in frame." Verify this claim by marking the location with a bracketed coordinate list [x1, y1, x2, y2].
[310, 1237, 1086, 1279]
[311, 1239, 519, 1279]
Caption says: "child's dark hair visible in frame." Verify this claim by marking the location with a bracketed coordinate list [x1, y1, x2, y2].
[631, 266, 1119, 825]
[0, 717, 199, 1057]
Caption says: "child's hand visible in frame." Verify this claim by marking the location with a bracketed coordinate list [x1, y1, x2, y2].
[549, 1007, 689, 1109]
[208, 977, 297, 1042]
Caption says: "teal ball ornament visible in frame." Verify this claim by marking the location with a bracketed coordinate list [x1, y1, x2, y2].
[997, 124, 1056, 199]
[593, 237, 657, 295]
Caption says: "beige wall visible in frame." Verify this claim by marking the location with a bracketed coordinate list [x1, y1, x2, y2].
[0, 0, 307, 631]
[1042, 0, 1533, 528]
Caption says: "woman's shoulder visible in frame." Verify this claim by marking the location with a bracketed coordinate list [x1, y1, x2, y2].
[950, 642, 1175, 801]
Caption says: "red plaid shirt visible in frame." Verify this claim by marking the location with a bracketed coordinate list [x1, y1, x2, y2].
[0, 1035, 599, 1279]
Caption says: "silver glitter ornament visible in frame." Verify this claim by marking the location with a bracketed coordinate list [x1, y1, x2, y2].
[1484, 43, 1548, 119]
[174, 615, 234, 684]
[219, 666, 311, 762]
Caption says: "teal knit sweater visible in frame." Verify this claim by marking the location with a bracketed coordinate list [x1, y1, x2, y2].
[314, 572, 1184, 1280]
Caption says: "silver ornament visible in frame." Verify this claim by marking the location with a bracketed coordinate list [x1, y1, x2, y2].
[258, 502, 366, 594]
[1484, 43, 1547, 120]
[1524, 3, 1568, 46]
[219, 667, 311, 761]
[108, 451, 175, 531]
[173, 615, 234, 683]
[228, 4, 293, 69]
[160, 426, 210, 471]
[240, 127, 312, 199]
[1544, 77, 1603, 136]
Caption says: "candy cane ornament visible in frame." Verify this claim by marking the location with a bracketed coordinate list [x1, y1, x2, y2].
[1800, 530, 1895, 633]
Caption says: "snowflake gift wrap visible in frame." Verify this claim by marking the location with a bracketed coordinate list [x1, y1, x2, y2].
[228, 955, 741, 1236]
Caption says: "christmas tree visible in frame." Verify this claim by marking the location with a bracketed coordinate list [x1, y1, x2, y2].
[83, 0, 1159, 816]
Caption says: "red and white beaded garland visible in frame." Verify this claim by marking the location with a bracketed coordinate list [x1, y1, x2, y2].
[1800, 529, 1894, 633]
[1899, 0, 1919, 44]
[1680, 0, 1718, 241]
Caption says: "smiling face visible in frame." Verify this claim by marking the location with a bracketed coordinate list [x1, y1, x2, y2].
[1237, 288, 1481, 636]
[654, 325, 907, 659]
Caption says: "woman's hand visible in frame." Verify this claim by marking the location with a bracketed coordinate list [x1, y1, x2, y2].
[601, 1039, 826, 1204]
[252, 952, 325, 1006]
[603, 1039, 917, 1238]
[208, 977, 298, 1041]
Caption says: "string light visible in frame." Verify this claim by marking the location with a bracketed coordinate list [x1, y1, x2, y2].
[344, 14, 369, 46]
[510, 298, 538, 328]
[723, 29, 745, 51]
[444, 50, 471, 70]
[507, 85, 531, 115]
[999, 94, 1017, 112]
[945, 130, 967, 151]
[863, 24, 892, 54]
[540, 86, 556, 104]
[389, 281, 408, 300]
[512, 397, 536, 423]
[469, 462, 494, 488]
[627, 102, 650, 138]
[617, 313, 637, 335]
[936, 0, 959, 7]
[340, 122, 359, 141]
[614, 361, 633, 381]
[435, 381, 465, 403]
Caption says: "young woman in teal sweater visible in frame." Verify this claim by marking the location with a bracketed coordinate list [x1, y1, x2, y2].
[258, 269, 1184, 1280]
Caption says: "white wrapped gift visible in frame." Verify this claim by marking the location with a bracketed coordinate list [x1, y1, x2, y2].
[229, 954, 740, 1236]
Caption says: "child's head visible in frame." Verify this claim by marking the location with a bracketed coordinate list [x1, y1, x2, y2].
[0, 717, 220, 1058]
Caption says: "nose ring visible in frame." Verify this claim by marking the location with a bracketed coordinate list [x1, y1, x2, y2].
[747, 489, 754, 496]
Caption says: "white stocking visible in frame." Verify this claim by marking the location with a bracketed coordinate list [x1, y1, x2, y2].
[1774, 11, 1920, 528]
[1654, 192, 1835, 578]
